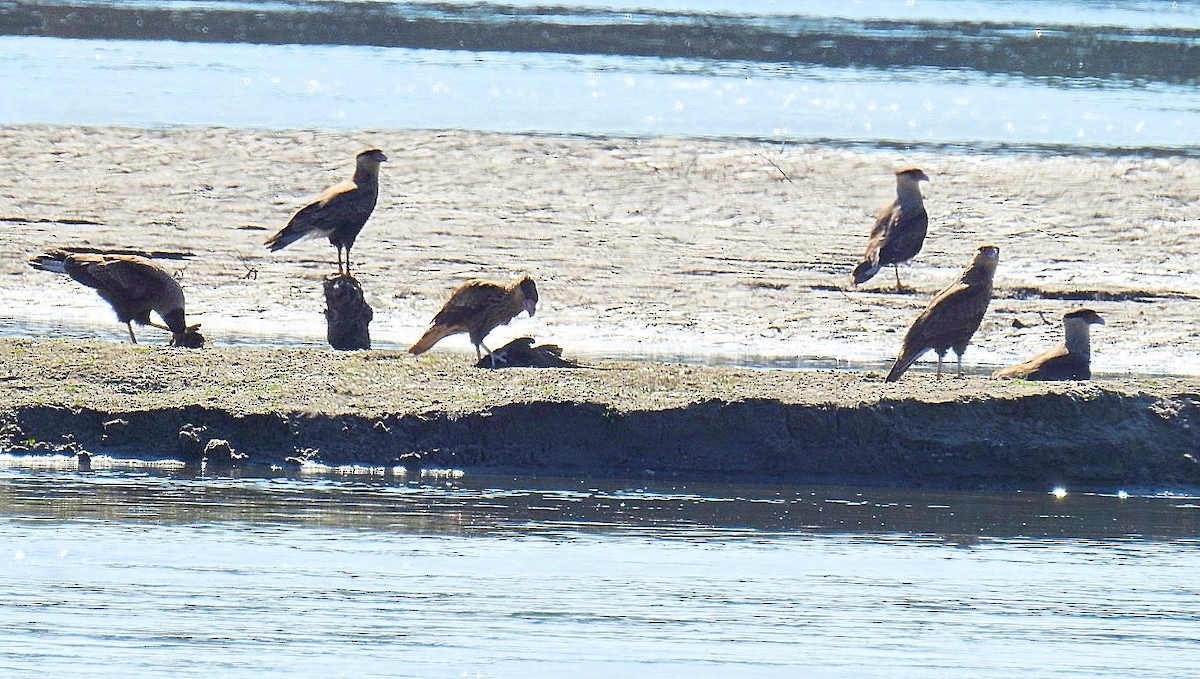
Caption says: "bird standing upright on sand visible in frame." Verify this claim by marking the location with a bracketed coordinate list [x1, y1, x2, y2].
[993, 308, 1105, 381]
[264, 148, 387, 276]
[408, 276, 539, 367]
[885, 244, 999, 382]
[28, 248, 204, 347]
[851, 167, 931, 290]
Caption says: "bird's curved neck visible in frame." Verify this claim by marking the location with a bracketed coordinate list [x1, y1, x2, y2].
[1063, 319, 1092, 361]
[896, 181, 925, 209]
[353, 164, 379, 185]
[960, 261, 997, 287]
[161, 307, 188, 334]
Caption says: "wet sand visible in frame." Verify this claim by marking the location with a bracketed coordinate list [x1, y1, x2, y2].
[0, 125, 1197, 374]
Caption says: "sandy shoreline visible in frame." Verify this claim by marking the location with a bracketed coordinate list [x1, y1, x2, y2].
[0, 125, 1197, 375]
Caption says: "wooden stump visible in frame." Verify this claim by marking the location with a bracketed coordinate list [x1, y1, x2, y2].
[323, 273, 373, 350]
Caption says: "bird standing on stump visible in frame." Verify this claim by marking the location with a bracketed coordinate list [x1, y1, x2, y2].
[885, 244, 999, 382]
[265, 148, 387, 276]
[408, 276, 539, 367]
[851, 167, 931, 290]
[28, 249, 204, 347]
[993, 308, 1104, 381]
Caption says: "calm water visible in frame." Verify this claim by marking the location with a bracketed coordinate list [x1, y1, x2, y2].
[1, 463, 1199, 677]
[1, 0, 1198, 151]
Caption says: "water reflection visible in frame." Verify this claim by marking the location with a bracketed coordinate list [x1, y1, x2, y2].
[1, 463, 1197, 542]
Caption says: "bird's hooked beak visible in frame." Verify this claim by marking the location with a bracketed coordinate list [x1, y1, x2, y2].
[524, 299, 537, 317]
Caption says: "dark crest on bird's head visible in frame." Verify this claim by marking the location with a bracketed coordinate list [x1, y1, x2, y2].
[1064, 308, 1104, 325]
[896, 167, 930, 182]
[959, 244, 1000, 284]
[161, 308, 205, 348]
[357, 148, 388, 164]
[976, 244, 1000, 261]
[517, 275, 538, 302]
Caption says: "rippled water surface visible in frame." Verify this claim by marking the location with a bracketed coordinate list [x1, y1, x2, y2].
[2, 464, 1199, 677]
[2, 0, 1198, 150]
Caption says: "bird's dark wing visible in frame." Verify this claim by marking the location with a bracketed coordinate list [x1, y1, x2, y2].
[860, 202, 901, 265]
[878, 205, 928, 264]
[1027, 351, 1089, 380]
[82, 257, 165, 301]
[431, 281, 507, 330]
[292, 180, 369, 232]
[318, 180, 376, 219]
[55, 253, 108, 290]
[267, 179, 374, 249]
[995, 347, 1086, 380]
[903, 281, 990, 349]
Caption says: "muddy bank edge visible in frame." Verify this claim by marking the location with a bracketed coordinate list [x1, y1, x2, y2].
[2, 339, 1199, 490]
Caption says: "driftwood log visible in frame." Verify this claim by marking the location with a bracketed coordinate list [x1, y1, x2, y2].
[323, 273, 372, 350]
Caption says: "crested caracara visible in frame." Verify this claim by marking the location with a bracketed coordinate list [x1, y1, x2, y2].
[265, 148, 387, 275]
[993, 308, 1104, 380]
[885, 244, 999, 382]
[29, 248, 204, 347]
[408, 276, 539, 367]
[851, 167, 931, 290]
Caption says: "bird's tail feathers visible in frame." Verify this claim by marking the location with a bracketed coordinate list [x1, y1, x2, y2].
[264, 224, 318, 252]
[884, 348, 926, 383]
[407, 325, 456, 356]
[850, 260, 880, 286]
[28, 249, 71, 275]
